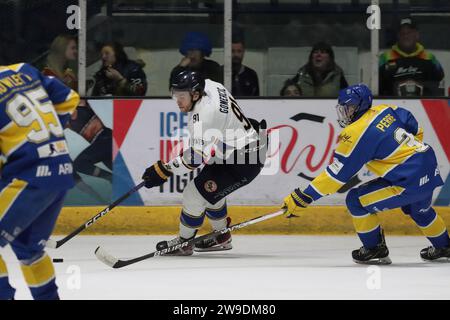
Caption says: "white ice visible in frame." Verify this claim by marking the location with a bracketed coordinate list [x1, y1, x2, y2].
[2, 235, 449, 300]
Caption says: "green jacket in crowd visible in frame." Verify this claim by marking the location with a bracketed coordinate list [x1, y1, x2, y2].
[293, 64, 348, 97]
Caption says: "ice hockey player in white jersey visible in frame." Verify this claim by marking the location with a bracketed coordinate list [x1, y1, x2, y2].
[142, 70, 268, 255]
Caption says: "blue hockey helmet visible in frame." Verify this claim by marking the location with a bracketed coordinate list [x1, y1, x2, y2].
[336, 84, 373, 128]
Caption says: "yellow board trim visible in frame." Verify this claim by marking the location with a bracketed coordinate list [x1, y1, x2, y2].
[0, 179, 28, 221]
[21, 254, 55, 288]
[359, 186, 405, 207]
[53, 206, 450, 236]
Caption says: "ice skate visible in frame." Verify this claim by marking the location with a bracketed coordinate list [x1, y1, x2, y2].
[352, 229, 392, 265]
[420, 245, 450, 262]
[194, 217, 233, 252]
[156, 236, 193, 256]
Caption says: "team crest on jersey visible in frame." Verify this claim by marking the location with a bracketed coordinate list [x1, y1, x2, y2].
[204, 180, 218, 193]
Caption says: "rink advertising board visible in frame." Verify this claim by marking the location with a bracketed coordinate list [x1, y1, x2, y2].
[64, 100, 113, 205]
[108, 98, 449, 206]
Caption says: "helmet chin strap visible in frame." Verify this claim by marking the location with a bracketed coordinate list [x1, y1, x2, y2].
[190, 92, 201, 111]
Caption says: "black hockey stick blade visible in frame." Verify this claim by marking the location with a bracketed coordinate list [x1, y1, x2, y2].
[47, 181, 146, 249]
[95, 208, 287, 269]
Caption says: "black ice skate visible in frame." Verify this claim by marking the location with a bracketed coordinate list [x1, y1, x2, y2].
[420, 245, 450, 262]
[156, 236, 193, 256]
[352, 229, 392, 265]
[194, 217, 232, 252]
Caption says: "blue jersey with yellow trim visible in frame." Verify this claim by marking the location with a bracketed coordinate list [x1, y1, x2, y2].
[304, 104, 444, 200]
[0, 63, 79, 189]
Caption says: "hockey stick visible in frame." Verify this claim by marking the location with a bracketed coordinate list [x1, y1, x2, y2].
[46, 181, 146, 249]
[94, 208, 287, 269]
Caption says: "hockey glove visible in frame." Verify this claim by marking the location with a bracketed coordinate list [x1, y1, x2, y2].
[142, 160, 172, 188]
[282, 188, 313, 215]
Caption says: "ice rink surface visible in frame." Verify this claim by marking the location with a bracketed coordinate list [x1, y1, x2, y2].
[2, 235, 449, 300]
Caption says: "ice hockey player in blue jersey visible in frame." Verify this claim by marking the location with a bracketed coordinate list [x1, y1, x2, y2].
[283, 84, 449, 264]
[0, 63, 79, 299]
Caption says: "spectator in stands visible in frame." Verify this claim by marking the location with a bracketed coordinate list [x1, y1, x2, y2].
[379, 18, 445, 96]
[42, 34, 78, 90]
[229, 38, 259, 96]
[170, 31, 222, 85]
[43, 36, 112, 202]
[290, 42, 348, 97]
[280, 79, 302, 96]
[92, 41, 147, 96]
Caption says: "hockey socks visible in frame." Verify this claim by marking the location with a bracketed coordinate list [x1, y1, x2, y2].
[21, 253, 59, 300]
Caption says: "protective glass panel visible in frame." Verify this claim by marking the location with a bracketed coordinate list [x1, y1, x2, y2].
[86, 0, 225, 97]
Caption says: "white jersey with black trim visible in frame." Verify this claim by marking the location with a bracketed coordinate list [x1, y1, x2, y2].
[167, 79, 259, 175]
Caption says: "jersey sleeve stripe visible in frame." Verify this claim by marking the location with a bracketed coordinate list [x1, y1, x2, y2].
[181, 156, 196, 170]
[7, 63, 25, 72]
[415, 127, 424, 141]
[310, 170, 345, 196]
[325, 167, 347, 184]
[303, 183, 325, 200]
[53, 90, 79, 115]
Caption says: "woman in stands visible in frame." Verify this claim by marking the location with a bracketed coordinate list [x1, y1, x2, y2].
[290, 42, 348, 97]
[42, 34, 78, 90]
[92, 41, 147, 96]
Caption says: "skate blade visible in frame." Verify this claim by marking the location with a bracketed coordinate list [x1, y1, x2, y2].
[353, 256, 392, 265]
[194, 244, 233, 252]
[421, 257, 450, 263]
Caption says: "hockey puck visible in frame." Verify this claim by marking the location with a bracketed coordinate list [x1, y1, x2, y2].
[52, 258, 64, 263]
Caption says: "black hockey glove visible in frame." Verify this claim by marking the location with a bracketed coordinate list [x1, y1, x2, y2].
[142, 160, 172, 188]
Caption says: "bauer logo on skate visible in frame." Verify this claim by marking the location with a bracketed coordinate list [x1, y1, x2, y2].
[154, 241, 189, 256]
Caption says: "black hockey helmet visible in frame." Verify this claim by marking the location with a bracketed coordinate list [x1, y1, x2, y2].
[170, 70, 205, 94]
